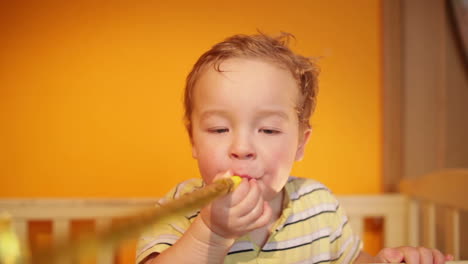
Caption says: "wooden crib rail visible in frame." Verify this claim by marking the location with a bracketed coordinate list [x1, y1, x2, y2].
[0, 195, 408, 263]
[1, 168, 467, 264]
[338, 194, 408, 248]
[400, 169, 468, 211]
[0, 198, 159, 264]
[399, 168, 468, 260]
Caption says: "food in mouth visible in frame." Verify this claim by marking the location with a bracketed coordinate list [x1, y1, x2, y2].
[238, 175, 253, 180]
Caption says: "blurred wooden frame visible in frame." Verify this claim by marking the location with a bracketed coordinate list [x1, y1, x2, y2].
[1, 169, 467, 263]
[382, 0, 468, 191]
[382, 0, 403, 192]
[400, 168, 468, 259]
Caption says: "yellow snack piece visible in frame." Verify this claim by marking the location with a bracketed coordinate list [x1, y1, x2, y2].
[231, 175, 242, 189]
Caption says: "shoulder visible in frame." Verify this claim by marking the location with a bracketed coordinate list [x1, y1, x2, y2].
[156, 178, 205, 221]
[157, 178, 204, 205]
[285, 176, 336, 203]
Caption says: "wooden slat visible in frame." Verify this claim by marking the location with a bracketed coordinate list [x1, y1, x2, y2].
[12, 219, 28, 249]
[52, 219, 70, 245]
[408, 199, 420, 246]
[421, 202, 436, 248]
[348, 216, 364, 239]
[52, 219, 71, 263]
[444, 208, 460, 260]
[384, 214, 407, 247]
[96, 218, 114, 264]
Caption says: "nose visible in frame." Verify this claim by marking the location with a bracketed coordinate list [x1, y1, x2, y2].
[229, 133, 256, 160]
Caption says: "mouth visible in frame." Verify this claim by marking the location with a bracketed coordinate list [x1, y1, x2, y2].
[236, 174, 254, 180]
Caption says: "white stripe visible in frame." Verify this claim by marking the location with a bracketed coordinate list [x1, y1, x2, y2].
[137, 234, 179, 257]
[292, 235, 354, 264]
[287, 176, 297, 182]
[293, 252, 332, 264]
[263, 227, 331, 251]
[173, 179, 203, 198]
[289, 182, 328, 200]
[283, 202, 338, 226]
[169, 223, 186, 234]
[341, 235, 361, 264]
[228, 241, 254, 253]
[330, 215, 348, 242]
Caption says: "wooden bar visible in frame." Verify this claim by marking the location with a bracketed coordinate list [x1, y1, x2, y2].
[408, 199, 420, 246]
[12, 219, 28, 249]
[96, 218, 115, 264]
[348, 216, 364, 239]
[421, 202, 436, 248]
[384, 214, 407, 247]
[444, 208, 460, 259]
[52, 219, 71, 263]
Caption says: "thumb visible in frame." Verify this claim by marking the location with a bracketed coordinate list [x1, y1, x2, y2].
[376, 248, 405, 263]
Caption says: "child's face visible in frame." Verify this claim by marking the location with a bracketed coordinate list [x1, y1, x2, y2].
[190, 58, 310, 202]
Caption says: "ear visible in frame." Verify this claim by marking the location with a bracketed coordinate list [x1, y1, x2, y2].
[191, 143, 198, 159]
[295, 128, 311, 161]
[190, 138, 198, 159]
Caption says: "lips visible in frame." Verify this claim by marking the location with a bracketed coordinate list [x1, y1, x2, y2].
[232, 172, 254, 180]
[238, 174, 253, 180]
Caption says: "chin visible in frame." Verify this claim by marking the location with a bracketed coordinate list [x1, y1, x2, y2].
[260, 185, 281, 201]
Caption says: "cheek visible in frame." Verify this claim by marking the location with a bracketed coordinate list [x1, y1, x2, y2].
[263, 138, 298, 183]
[266, 138, 298, 166]
[193, 142, 228, 184]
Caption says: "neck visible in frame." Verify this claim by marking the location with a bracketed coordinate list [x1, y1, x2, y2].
[267, 188, 285, 225]
[249, 189, 286, 248]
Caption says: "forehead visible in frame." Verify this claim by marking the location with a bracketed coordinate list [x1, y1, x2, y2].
[193, 58, 299, 109]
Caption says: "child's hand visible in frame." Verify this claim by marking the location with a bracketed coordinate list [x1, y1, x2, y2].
[375, 247, 453, 264]
[199, 174, 272, 239]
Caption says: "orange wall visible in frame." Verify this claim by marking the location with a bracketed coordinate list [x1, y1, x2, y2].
[0, 0, 382, 197]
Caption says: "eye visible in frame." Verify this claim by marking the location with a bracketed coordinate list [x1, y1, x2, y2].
[259, 128, 281, 135]
[208, 128, 229, 134]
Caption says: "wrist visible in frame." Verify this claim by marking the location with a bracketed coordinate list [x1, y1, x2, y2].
[354, 251, 378, 264]
[189, 217, 235, 249]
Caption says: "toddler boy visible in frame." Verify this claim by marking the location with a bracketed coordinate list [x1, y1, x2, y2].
[137, 33, 450, 264]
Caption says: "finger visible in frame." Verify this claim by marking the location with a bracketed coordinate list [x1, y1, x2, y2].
[431, 248, 445, 264]
[401, 247, 420, 264]
[445, 254, 454, 261]
[418, 247, 433, 264]
[232, 179, 262, 217]
[377, 247, 404, 263]
[246, 201, 272, 230]
[237, 184, 265, 223]
[226, 178, 250, 205]
[209, 178, 248, 218]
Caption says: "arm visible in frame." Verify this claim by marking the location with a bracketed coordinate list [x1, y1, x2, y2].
[144, 217, 234, 264]
[142, 177, 271, 264]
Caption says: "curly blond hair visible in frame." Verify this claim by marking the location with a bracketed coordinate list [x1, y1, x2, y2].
[184, 32, 319, 137]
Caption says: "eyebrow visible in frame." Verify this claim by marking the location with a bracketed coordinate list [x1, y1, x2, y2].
[199, 110, 230, 121]
[199, 109, 290, 121]
[255, 109, 290, 121]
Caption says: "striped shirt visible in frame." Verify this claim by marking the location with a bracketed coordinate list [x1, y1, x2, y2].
[136, 177, 362, 264]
